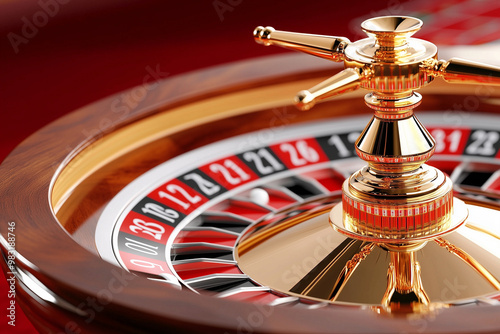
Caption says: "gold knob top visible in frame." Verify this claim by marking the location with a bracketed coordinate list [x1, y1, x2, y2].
[361, 16, 422, 48]
[356, 16, 429, 63]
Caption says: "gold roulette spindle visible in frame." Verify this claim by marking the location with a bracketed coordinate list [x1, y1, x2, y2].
[242, 15, 500, 313]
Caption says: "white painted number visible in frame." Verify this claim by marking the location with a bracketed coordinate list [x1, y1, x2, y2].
[141, 203, 180, 224]
[280, 140, 319, 166]
[432, 129, 462, 153]
[130, 259, 164, 271]
[183, 173, 221, 196]
[465, 130, 499, 156]
[243, 148, 284, 175]
[158, 184, 201, 210]
[129, 218, 165, 241]
[328, 132, 359, 157]
[209, 159, 250, 185]
[124, 237, 158, 256]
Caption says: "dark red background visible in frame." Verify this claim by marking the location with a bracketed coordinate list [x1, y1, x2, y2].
[1, 0, 498, 332]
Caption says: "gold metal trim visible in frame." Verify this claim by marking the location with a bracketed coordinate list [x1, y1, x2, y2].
[381, 251, 430, 312]
[435, 238, 500, 290]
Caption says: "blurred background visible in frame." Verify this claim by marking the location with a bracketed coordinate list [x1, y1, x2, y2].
[1, 0, 500, 332]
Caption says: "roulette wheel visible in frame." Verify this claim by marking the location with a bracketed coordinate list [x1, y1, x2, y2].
[2, 9, 500, 334]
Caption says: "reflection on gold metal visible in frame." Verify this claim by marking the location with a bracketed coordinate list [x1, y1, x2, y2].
[329, 243, 375, 302]
[381, 249, 430, 314]
[465, 223, 500, 242]
[253, 26, 349, 62]
[424, 58, 500, 85]
[435, 238, 500, 290]
[295, 68, 362, 111]
[251, 15, 500, 314]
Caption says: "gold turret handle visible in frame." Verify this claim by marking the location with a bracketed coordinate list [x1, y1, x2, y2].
[295, 68, 362, 110]
[253, 26, 350, 62]
[255, 20, 500, 110]
[426, 57, 500, 84]
[296, 57, 500, 110]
